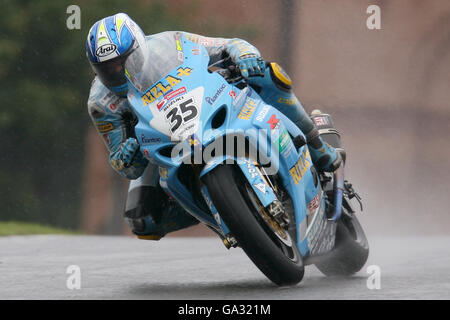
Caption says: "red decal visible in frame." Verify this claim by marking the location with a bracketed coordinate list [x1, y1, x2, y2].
[157, 100, 166, 110]
[229, 91, 236, 99]
[267, 114, 280, 130]
[314, 116, 328, 126]
[308, 194, 320, 212]
[165, 87, 186, 101]
[102, 134, 111, 145]
[109, 103, 117, 111]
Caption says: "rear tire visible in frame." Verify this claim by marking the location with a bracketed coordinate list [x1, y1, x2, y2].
[314, 212, 369, 276]
[203, 164, 304, 286]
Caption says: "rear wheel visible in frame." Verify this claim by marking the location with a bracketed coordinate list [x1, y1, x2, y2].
[203, 164, 304, 286]
[314, 209, 369, 276]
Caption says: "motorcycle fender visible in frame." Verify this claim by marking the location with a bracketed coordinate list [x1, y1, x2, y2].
[200, 156, 276, 208]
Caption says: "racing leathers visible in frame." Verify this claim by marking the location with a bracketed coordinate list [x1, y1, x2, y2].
[87, 31, 341, 239]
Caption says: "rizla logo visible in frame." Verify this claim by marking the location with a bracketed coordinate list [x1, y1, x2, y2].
[95, 43, 117, 57]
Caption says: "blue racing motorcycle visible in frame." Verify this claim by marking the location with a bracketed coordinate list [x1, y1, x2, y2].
[125, 34, 369, 286]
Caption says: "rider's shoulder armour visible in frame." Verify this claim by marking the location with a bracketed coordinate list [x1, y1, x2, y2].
[87, 77, 131, 120]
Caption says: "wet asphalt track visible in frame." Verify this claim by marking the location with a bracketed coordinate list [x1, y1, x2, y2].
[0, 235, 449, 300]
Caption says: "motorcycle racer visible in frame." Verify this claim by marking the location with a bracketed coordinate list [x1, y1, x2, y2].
[86, 13, 342, 239]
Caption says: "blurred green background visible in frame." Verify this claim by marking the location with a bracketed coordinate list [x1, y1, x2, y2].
[0, 0, 260, 233]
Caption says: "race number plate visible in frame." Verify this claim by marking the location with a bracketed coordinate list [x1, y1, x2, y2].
[149, 86, 204, 141]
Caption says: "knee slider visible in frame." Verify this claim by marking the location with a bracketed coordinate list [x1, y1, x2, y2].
[269, 62, 292, 92]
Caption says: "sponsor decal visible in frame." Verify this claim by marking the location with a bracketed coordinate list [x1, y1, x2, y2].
[177, 51, 184, 62]
[277, 97, 295, 105]
[189, 138, 200, 147]
[256, 105, 270, 122]
[165, 87, 187, 101]
[238, 99, 257, 120]
[108, 103, 118, 112]
[141, 134, 161, 145]
[95, 43, 117, 57]
[102, 133, 111, 145]
[313, 116, 328, 126]
[159, 166, 168, 179]
[157, 87, 187, 110]
[254, 182, 267, 194]
[176, 39, 182, 51]
[277, 129, 291, 153]
[192, 45, 201, 55]
[289, 148, 312, 184]
[96, 121, 114, 133]
[307, 193, 320, 213]
[156, 100, 166, 110]
[141, 67, 193, 106]
[143, 149, 150, 159]
[267, 114, 280, 130]
[306, 202, 326, 249]
[229, 90, 236, 99]
[243, 159, 259, 179]
[99, 91, 116, 106]
[184, 34, 227, 47]
[205, 84, 226, 105]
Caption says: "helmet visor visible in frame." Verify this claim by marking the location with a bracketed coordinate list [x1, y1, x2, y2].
[91, 56, 128, 89]
[90, 40, 136, 90]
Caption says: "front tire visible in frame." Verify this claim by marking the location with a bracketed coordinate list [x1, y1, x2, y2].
[203, 164, 304, 286]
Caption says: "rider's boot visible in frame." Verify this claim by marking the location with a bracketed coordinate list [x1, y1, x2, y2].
[124, 165, 199, 240]
[309, 109, 346, 165]
[247, 62, 342, 172]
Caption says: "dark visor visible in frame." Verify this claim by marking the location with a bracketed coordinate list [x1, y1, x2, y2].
[90, 42, 135, 89]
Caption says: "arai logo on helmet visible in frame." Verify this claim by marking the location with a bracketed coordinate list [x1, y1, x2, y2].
[95, 43, 117, 57]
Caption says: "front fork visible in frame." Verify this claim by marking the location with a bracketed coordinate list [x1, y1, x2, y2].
[199, 158, 289, 249]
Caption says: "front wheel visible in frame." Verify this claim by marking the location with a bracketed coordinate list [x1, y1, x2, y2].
[203, 164, 304, 286]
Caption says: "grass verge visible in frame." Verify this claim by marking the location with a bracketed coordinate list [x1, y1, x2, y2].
[0, 221, 80, 236]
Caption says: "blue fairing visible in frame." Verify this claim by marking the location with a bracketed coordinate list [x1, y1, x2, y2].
[126, 35, 330, 257]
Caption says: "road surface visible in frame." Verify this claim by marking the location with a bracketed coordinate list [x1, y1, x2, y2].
[0, 235, 449, 299]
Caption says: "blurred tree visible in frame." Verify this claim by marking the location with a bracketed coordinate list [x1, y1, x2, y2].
[0, 0, 259, 230]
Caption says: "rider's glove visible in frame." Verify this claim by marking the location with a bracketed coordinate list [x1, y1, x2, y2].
[119, 138, 140, 168]
[236, 55, 266, 78]
[226, 39, 266, 78]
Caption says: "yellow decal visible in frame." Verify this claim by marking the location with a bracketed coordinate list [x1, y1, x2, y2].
[111, 159, 124, 171]
[156, 82, 171, 94]
[277, 97, 296, 105]
[189, 138, 200, 146]
[159, 166, 168, 179]
[176, 40, 182, 51]
[166, 76, 181, 87]
[238, 99, 257, 120]
[141, 68, 192, 106]
[141, 67, 192, 106]
[96, 121, 114, 133]
[176, 67, 193, 77]
[289, 148, 311, 184]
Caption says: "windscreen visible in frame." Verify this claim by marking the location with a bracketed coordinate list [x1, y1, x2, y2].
[125, 34, 182, 93]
